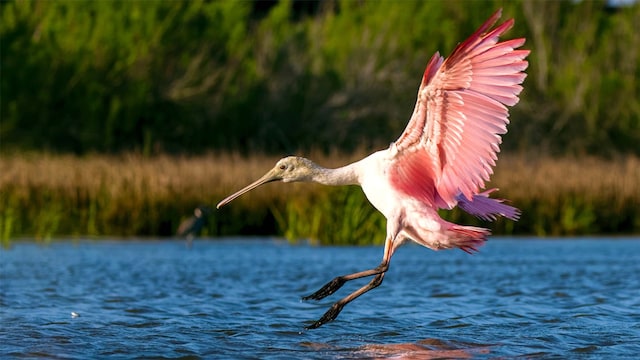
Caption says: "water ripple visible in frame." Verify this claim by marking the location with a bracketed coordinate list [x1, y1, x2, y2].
[1, 238, 640, 358]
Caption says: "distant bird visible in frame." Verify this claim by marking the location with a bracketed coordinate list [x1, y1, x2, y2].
[217, 9, 528, 329]
[177, 206, 211, 243]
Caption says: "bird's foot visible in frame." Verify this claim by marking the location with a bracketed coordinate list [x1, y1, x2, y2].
[304, 302, 345, 330]
[302, 276, 346, 301]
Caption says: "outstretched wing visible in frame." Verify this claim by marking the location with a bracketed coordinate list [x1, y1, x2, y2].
[392, 9, 529, 209]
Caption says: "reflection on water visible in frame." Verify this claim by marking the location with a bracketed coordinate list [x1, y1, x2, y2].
[358, 339, 481, 359]
[1, 238, 640, 359]
[303, 338, 487, 359]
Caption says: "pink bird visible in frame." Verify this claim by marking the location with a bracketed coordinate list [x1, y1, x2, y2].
[217, 9, 529, 329]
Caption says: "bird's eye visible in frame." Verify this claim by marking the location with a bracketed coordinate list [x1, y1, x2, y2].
[279, 164, 286, 170]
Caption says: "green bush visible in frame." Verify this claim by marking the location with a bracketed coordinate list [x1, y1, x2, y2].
[1, 0, 638, 156]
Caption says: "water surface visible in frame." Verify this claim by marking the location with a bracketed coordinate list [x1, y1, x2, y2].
[1, 238, 639, 359]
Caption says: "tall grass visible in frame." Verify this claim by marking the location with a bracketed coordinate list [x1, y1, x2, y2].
[493, 155, 640, 235]
[1, 152, 638, 245]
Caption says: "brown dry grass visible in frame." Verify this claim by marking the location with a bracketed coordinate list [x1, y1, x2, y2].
[493, 155, 639, 207]
[4, 152, 637, 202]
[0, 151, 364, 207]
[1, 151, 638, 241]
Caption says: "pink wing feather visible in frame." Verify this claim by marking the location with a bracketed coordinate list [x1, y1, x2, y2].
[392, 9, 529, 209]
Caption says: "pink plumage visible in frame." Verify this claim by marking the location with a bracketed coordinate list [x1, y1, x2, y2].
[217, 9, 529, 329]
[393, 8, 529, 214]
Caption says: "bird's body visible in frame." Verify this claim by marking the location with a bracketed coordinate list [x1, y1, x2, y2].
[217, 9, 529, 329]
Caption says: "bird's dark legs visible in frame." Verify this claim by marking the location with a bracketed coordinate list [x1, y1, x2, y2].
[302, 262, 388, 301]
[303, 237, 394, 301]
[305, 272, 386, 329]
[302, 260, 389, 330]
[303, 237, 395, 329]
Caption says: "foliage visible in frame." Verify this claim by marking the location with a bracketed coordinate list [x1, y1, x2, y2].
[1, 153, 638, 246]
[2, 1, 639, 245]
[1, 0, 254, 154]
[272, 186, 386, 246]
[515, 1, 640, 155]
[1, 0, 638, 156]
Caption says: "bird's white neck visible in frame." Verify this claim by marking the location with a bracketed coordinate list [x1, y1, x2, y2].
[309, 161, 361, 186]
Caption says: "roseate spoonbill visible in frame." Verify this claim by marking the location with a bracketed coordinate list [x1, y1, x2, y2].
[217, 9, 529, 329]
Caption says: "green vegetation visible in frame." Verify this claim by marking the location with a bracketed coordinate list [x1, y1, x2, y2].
[1, 153, 638, 245]
[1, 1, 639, 244]
[1, 0, 638, 156]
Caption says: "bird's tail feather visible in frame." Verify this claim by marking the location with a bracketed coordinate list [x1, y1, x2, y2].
[448, 225, 490, 254]
[456, 188, 521, 221]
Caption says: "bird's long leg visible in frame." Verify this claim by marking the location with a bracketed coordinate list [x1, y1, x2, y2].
[301, 262, 388, 301]
[303, 237, 394, 301]
[303, 235, 398, 329]
[305, 271, 386, 329]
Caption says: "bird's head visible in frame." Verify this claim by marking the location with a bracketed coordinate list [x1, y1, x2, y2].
[194, 206, 212, 218]
[216, 156, 317, 208]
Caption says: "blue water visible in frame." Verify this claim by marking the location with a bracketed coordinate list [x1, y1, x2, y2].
[1, 238, 639, 359]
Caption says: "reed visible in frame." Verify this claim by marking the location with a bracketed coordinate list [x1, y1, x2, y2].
[493, 155, 640, 235]
[1, 152, 638, 245]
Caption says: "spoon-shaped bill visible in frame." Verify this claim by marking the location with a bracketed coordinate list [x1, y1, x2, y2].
[216, 170, 280, 209]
